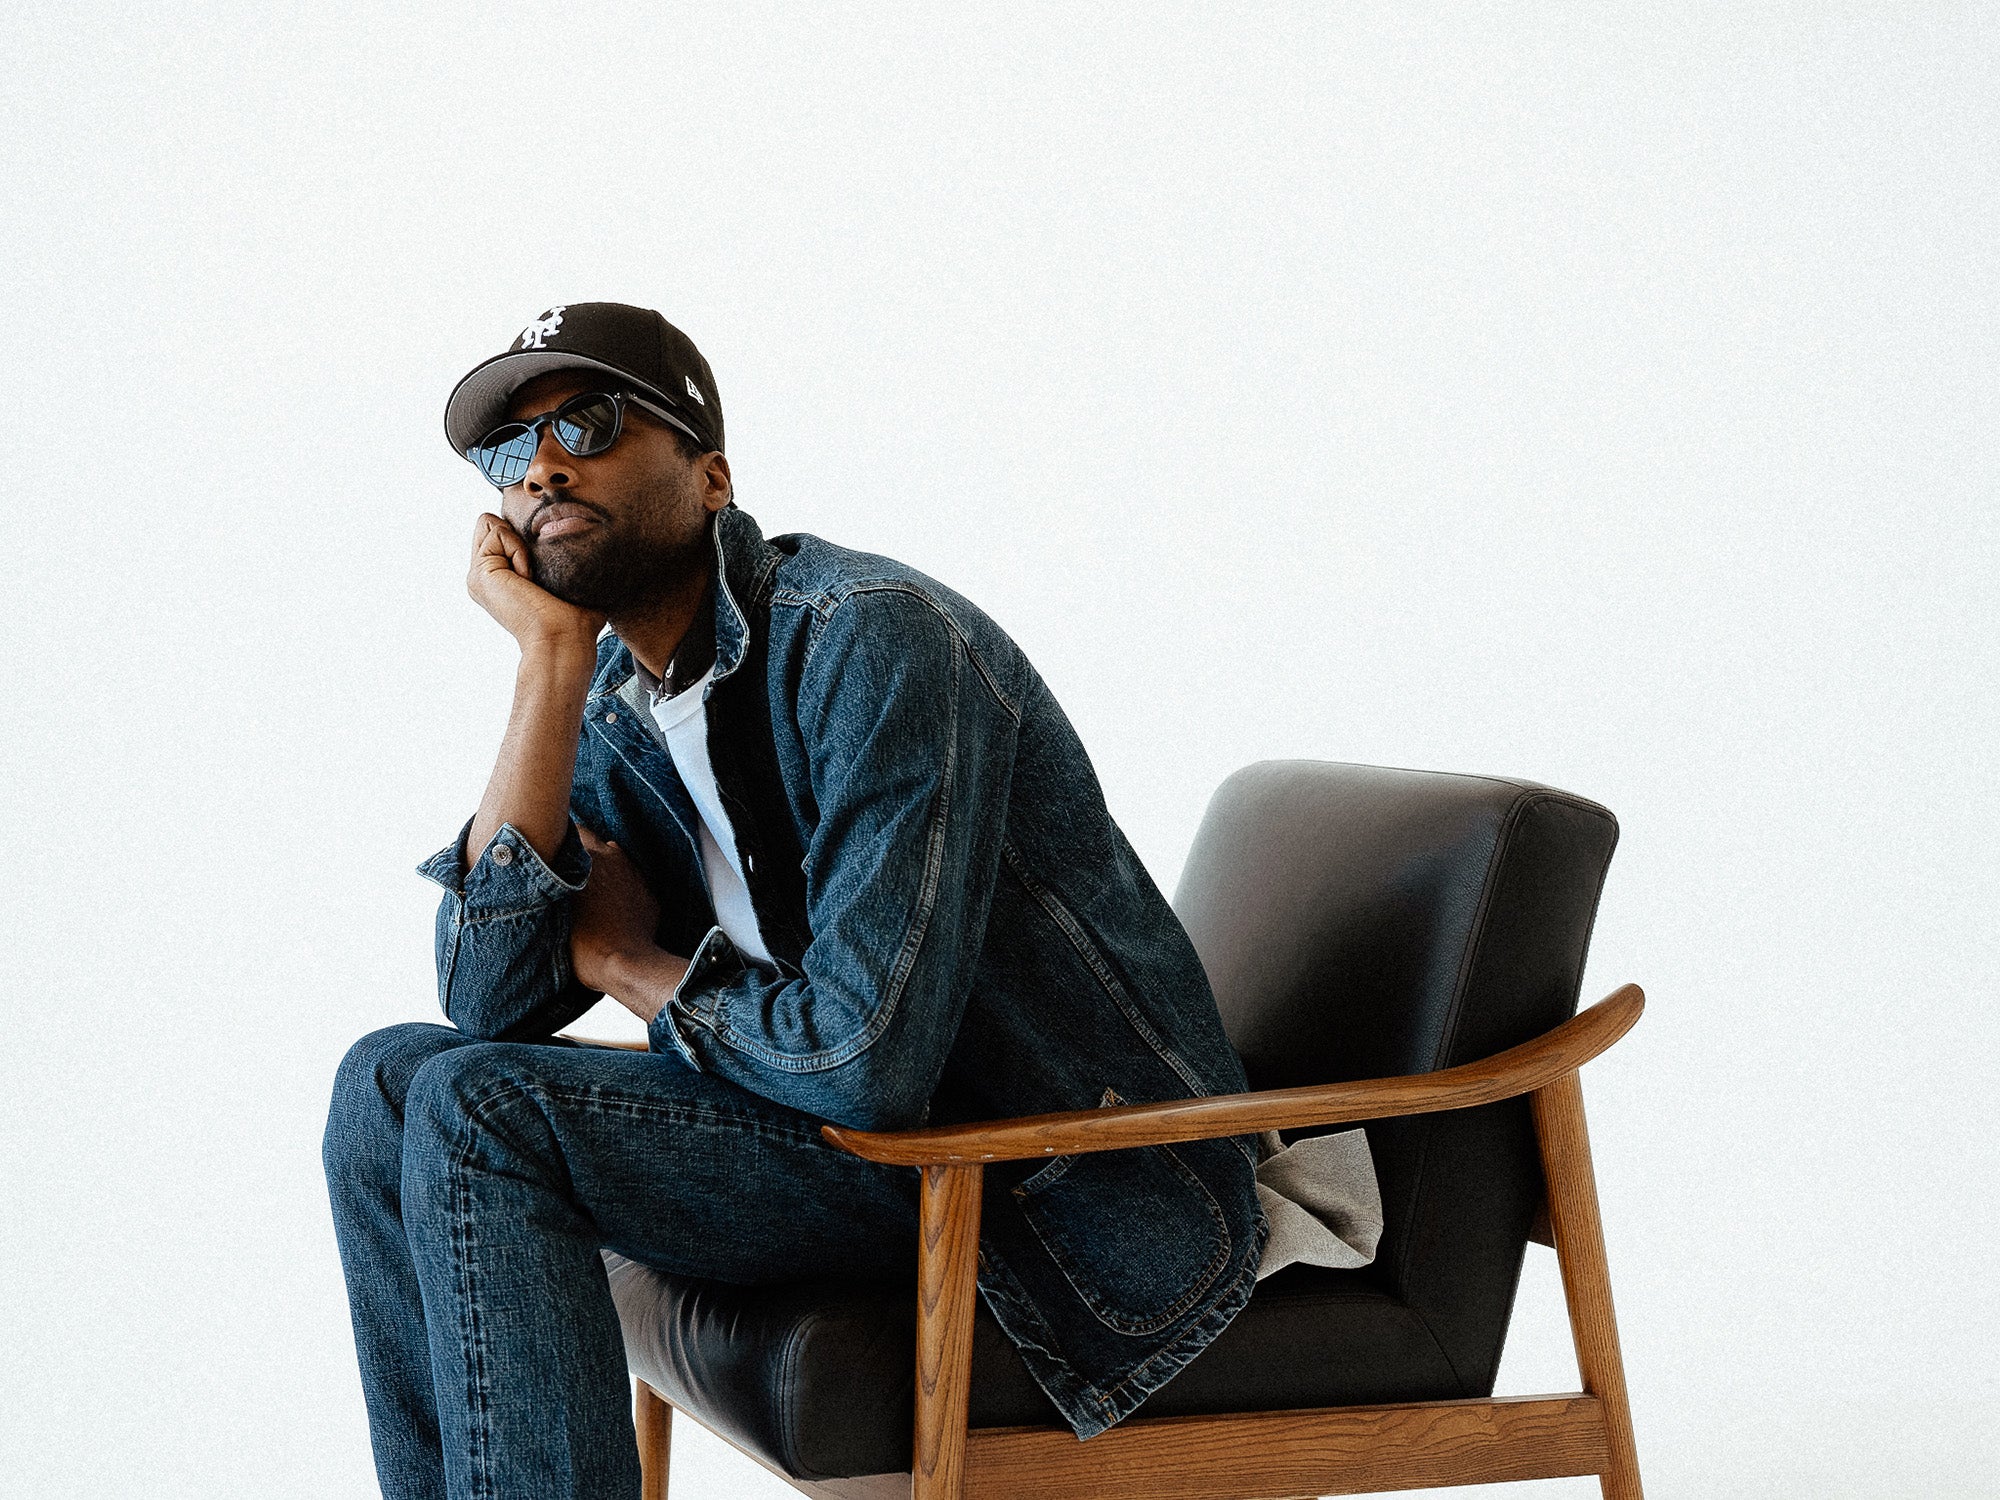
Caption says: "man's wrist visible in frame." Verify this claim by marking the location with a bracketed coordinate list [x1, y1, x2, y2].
[600, 945, 691, 1025]
[518, 631, 600, 680]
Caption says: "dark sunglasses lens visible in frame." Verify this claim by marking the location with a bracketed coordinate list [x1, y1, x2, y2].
[473, 425, 537, 486]
[553, 395, 622, 456]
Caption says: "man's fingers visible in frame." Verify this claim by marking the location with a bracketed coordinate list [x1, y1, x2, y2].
[468, 515, 537, 597]
[504, 526, 533, 577]
[473, 512, 522, 554]
[475, 512, 535, 578]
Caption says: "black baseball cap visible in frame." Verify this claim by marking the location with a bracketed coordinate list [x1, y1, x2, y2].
[443, 301, 725, 458]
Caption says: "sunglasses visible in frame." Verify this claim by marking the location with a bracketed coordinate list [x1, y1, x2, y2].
[466, 389, 705, 488]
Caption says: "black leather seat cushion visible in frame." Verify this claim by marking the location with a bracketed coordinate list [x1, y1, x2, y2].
[611, 1259, 1463, 1482]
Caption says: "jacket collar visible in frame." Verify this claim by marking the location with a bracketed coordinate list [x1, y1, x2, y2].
[589, 503, 776, 701]
[708, 501, 773, 685]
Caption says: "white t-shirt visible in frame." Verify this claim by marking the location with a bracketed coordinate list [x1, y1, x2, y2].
[644, 663, 777, 969]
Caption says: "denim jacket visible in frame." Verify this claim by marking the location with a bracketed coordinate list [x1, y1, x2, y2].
[417, 503, 1267, 1439]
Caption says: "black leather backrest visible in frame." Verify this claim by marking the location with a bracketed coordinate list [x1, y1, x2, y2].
[1172, 760, 1618, 1393]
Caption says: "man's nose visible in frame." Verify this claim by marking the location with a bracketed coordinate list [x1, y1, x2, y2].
[522, 424, 575, 494]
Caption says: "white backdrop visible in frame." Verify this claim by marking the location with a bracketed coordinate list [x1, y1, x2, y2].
[3, 4, 1994, 1496]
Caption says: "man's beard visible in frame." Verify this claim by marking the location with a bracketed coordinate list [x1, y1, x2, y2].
[527, 496, 711, 613]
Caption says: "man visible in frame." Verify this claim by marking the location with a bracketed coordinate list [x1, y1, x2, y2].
[321, 301, 1273, 1499]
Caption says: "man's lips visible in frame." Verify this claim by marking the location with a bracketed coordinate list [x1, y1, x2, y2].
[530, 502, 605, 541]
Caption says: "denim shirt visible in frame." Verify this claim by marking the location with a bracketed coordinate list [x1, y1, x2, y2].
[416, 503, 1268, 1439]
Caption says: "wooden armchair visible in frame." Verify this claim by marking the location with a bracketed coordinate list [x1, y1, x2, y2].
[602, 760, 1646, 1499]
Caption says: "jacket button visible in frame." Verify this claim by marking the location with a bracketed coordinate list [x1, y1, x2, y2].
[492, 844, 514, 866]
[745, 851, 756, 874]
[605, 712, 619, 724]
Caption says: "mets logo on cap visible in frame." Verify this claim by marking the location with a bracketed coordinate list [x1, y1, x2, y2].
[518, 307, 566, 349]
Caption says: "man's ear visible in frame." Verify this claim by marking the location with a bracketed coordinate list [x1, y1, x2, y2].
[702, 452, 734, 511]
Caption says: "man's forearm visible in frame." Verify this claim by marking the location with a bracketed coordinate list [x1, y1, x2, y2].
[466, 640, 598, 868]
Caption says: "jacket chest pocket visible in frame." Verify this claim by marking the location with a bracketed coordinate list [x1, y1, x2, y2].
[1013, 1099, 1233, 1337]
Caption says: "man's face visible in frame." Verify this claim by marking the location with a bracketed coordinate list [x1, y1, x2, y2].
[492, 370, 730, 612]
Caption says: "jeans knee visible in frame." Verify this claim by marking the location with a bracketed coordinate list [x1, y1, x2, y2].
[323, 1022, 466, 1184]
[400, 1044, 563, 1192]
[400, 1041, 527, 1137]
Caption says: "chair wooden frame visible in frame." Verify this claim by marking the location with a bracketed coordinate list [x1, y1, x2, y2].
[622, 983, 1646, 1500]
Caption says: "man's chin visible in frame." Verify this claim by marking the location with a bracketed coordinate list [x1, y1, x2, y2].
[528, 537, 603, 600]
[532, 544, 669, 614]
[531, 568, 608, 611]
[537, 575, 621, 612]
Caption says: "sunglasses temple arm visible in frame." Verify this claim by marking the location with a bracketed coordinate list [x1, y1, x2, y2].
[626, 394, 709, 451]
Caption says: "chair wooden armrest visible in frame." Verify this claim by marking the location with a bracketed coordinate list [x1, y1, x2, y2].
[822, 983, 1643, 1167]
[782, 984, 1647, 1500]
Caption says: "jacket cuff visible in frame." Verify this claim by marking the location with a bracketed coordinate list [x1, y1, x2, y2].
[416, 815, 591, 917]
[646, 925, 742, 1068]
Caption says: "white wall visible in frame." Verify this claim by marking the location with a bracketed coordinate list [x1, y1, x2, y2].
[3, 4, 1994, 1496]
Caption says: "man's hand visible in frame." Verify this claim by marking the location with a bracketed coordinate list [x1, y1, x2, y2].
[460, 513, 605, 868]
[571, 828, 688, 1023]
[468, 512, 605, 657]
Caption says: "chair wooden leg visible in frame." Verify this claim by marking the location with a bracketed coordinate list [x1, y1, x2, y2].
[1532, 1070, 1643, 1500]
[635, 1378, 673, 1500]
[913, 1162, 984, 1500]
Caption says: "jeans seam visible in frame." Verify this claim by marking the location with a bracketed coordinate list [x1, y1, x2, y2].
[446, 1084, 507, 1499]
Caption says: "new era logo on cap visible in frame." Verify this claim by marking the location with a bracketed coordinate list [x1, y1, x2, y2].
[685, 375, 704, 405]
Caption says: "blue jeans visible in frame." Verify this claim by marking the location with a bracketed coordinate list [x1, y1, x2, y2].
[321, 1022, 922, 1500]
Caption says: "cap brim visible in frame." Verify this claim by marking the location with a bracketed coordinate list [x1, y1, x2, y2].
[443, 349, 708, 456]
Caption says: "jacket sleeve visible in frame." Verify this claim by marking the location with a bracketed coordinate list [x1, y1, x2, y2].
[415, 809, 603, 1041]
[647, 586, 1020, 1131]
